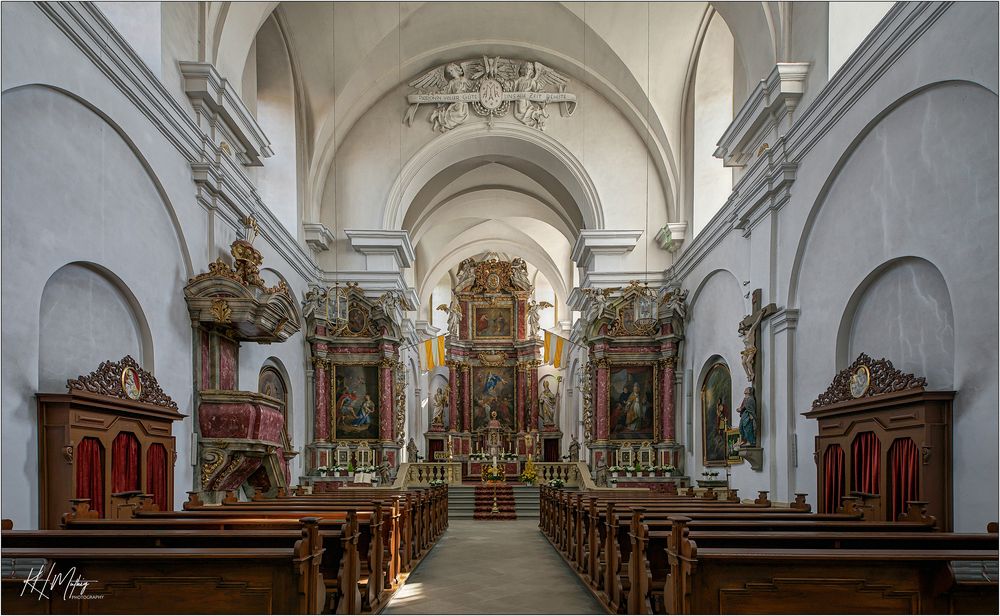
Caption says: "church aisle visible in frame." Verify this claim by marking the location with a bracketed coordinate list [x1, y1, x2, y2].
[383, 520, 604, 614]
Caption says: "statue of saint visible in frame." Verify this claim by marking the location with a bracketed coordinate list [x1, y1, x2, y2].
[737, 386, 758, 447]
[432, 386, 448, 427]
[568, 434, 581, 462]
[406, 437, 419, 463]
[739, 308, 766, 383]
[538, 379, 559, 427]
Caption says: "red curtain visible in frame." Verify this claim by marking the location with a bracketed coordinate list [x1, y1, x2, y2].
[111, 432, 141, 493]
[146, 443, 169, 511]
[822, 444, 845, 514]
[75, 437, 104, 517]
[888, 438, 919, 522]
[851, 431, 881, 494]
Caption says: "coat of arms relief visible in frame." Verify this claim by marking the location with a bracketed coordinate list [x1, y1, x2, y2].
[403, 56, 578, 132]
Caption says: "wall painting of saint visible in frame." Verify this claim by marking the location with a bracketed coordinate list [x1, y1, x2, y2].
[333, 364, 380, 440]
[701, 362, 732, 466]
[608, 365, 655, 441]
[472, 365, 516, 431]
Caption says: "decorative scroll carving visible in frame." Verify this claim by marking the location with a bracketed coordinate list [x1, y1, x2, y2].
[811, 353, 927, 409]
[478, 352, 508, 366]
[67, 355, 178, 410]
[210, 298, 232, 323]
[582, 362, 594, 444]
[403, 56, 577, 131]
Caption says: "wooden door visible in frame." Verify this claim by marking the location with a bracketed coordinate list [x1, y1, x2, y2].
[543, 438, 560, 462]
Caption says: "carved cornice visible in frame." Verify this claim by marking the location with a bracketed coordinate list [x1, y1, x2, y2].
[68, 355, 178, 410]
[811, 354, 927, 409]
[478, 352, 508, 367]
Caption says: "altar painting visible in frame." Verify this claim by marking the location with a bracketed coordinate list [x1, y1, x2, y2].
[701, 362, 732, 466]
[472, 365, 515, 431]
[333, 365, 380, 440]
[608, 365, 655, 441]
[473, 305, 513, 339]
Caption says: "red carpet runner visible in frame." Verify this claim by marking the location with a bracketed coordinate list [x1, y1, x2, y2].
[473, 484, 516, 520]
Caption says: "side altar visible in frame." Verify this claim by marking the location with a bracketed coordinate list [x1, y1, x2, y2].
[301, 283, 411, 485]
[576, 281, 689, 488]
[428, 256, 556, 479]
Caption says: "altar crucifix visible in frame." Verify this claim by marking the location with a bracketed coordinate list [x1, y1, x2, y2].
[736, 289, 776, 453]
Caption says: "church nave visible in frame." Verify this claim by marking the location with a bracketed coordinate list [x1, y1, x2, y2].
[384, 520, 603, 615]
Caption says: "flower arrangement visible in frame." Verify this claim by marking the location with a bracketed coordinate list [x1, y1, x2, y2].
[500, 452, 518, 461]
[701, 470, 720, 479]
[315, 466, 331, 476]
[549, 478, 565, 488]
[519, 464, 538, 485]
[355, 465, 376, 474]
[607, 465, 624, 473]
[470, 452, 489, 461]
[428, 479, 447, 487]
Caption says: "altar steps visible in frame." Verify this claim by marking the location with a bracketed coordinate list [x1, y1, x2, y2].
[447, 485, 540, 520]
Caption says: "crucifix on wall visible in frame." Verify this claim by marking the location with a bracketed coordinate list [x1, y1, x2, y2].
[736, 289, 777, 457]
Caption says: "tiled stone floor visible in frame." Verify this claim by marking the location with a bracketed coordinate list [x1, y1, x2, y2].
[383, 520, 605, 614]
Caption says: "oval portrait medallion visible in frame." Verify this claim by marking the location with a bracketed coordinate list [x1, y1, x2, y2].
[486, 272, 501, 290]
[121, 366, 142, 400]
[478, 78, 504, 110]
[849, 365, 870, 398]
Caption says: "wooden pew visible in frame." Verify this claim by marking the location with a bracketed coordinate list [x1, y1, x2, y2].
[664, 516, 999, 614]
[1, 517, 327, 615]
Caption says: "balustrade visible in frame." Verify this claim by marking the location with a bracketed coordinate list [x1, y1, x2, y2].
[404, 462, 463, 486]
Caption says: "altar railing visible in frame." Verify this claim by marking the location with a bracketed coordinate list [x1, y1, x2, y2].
[535, 462, 583, 487]
[401, 462, 463, 486]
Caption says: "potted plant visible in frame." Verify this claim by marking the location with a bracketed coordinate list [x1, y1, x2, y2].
[549, 478, 565, 489]
[608, 465, 622, 478]
[519, 465, 538, 485]
[315, 465, 330, 477]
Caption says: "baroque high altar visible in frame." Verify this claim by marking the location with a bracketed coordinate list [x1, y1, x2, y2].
[427, 256, 553, 477]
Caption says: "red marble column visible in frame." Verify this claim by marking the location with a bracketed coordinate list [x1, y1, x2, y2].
[529, 363, 539, 431]
[379, 363, 393, 441]
[462, 366, 472, 432]
[596, 361, 610, 440]
[516, 365, 526, 432]
[313, 357, 330, 442]
[662, 357, 676, 443]
[448, 363, 459, 432]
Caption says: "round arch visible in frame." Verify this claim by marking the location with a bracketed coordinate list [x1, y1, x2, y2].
[384, 122, 604, 232]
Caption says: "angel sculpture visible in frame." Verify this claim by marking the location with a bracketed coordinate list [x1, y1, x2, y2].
[437, 297, 464, 338]
[583, 288, 615, 324]
[527, 298, 553, 339]
[507, 61, 571, 130]
[404, 60, 483, 132]
[659, 286, 689, 322]
[511, 258, 531, 290]
[455, 257, 477, 291]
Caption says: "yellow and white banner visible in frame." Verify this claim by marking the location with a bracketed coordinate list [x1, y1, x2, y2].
[423, 335, 447, 371]
[542, 330, 570, 369]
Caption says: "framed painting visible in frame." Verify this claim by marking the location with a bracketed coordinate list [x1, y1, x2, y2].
[471, 365, 516, 431]
[608, 364, 656, 441]
[701, 362, 732, 466]
[726, 428, 743, 465]
[472, 304, 514, 340]
[332, 364, 380, 440]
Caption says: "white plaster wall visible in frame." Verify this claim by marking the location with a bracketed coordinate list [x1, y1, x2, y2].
[39, 264, 148, 393]
[1, 85, 194, 528]
[95, 2, 162, 77]
[692, 14, 734, 238]
[828, 2, 895, 79]
[792, 83, 998, 531]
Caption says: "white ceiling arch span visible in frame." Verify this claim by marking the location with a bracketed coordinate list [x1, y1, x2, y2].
[409, 186, 577, 249]
[384, 121, 603, 232]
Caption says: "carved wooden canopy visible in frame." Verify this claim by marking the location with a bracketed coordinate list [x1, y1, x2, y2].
[185, 239, 301, 342]
[454, 256, 532, 296]
[811, 353, 928, 409]
[302, 282, 403, 341]
[67, 355, 179, 410]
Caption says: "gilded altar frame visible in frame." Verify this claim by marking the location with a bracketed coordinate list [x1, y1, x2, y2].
[471, 302, 515, 341]
[604, 361, 660, 443]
